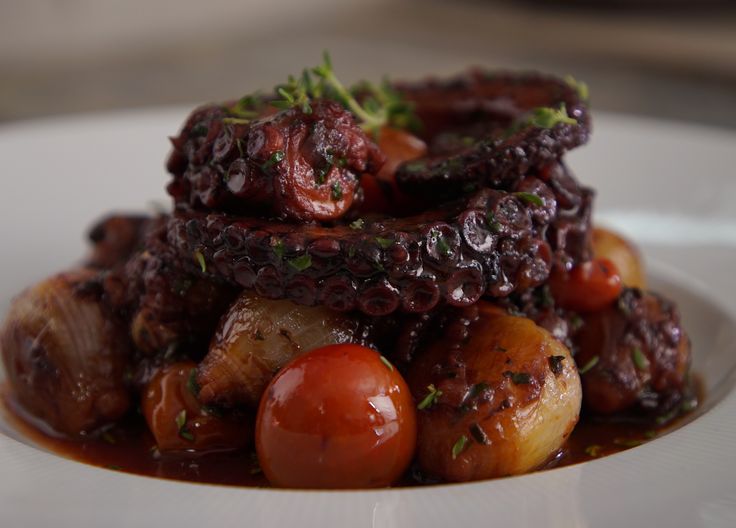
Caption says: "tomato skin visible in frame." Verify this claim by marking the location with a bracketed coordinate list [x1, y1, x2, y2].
[550, 258, 623, 313]
[142, 362, 251, 452]
[255, 344, 417, 489]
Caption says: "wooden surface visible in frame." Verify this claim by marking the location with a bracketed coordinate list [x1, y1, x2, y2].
[1, 0, 735, 128]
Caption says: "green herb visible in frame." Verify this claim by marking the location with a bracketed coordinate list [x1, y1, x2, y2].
[106, 465, 123, 471]
[564, 75, 590, 101]
[350, 218, 365, 230]
[288, 254, 312, 271]
[631, 347, 650, 371]
[613, 438, 643, 448]
[380, 356, 394, 372]
[236, 138, 245, 157]
[578, 356, 599, 375]
[269, 52, 417, 135]
[228, 94, 263, 119]
[101, 431, 116, 445]
[681, 397, 697, 413]
[436, 234, 450, 256]
[347, 245, 357, 258]
[315, 166, 329, 185]
[272, 239, 285, 260]
[273, 73, 313, 114]
[187, 368, 200, 397]
[467, 382, 490, 400]
[175, 409, 194, 442]
[451, 435, 469, 460]
[194, 250, 207, 273]
[486, 212, 501, 233]
[503, 371, 532, 385]
[469, 423, 489, 445]
[548, 355, 566, 376]
[569, 314, 584, 331]
[515, 192, 544, 207]
[330, 181, 343, 201]
[644, 430, 657, 439]
[617, 295, 632, 316]
[417, 384, 443, 410]
[375, 237, 393, 249]
[528, 104, 577, 128]
[190, 123, 208, 137]
[222, 117, 252, 126]
[585, 444, 602, 457]
[261, 150, 285, 171]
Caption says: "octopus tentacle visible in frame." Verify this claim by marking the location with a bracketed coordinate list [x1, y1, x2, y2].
[393, 71, 591, 199]
[165, 181, 587, 316]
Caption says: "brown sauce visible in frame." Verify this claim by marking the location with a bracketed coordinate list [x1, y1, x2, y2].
[0, 383, 700, 488]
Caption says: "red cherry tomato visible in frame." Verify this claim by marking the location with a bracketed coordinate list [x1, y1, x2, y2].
[255, 344, 417, 489]
[142, 362, 251, 452]
[550, 258, 623, 313]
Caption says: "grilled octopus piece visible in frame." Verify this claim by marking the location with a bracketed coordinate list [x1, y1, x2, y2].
[166, 173, 592, 317]
[166, 100, 385, 222]
[393, 70, 591, 200]
[572, 287, 692, 417]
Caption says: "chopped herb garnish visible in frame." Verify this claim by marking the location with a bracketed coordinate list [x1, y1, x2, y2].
[467, 382, 490, 400]
[613, 438, 643, 448]
[330, 181, 343, 201]
[681, 397, 697, 413]
[272, 239, 285, 260]
[268, 52, 417, 135]
[585, 444, 602, 457]
[617, 295, 632, 316]
[222, 117, 252, 126]
[469, 423, 489, 445]
[503, 371, 532, 385]
[261, 150, 285, 171]
[194, 250, 207, 273]
[451, 435, 469, 459]
[528, 104, 577, 128]
[375, 237, 393, 249]
[101, 431, 116, 445]
[228, 94, 263, 119]
[417, 384, 442, 410]
[578, 356, 599, 375]
[548, 355, 566, 376]
[288, 254, 312, 271]
[631, 347, 650, 371]
[187, 368, 200, 397]
[350, 218, 365, 230]
[190, 123, 208, 137]
[175, 409, 194, 442]
[564, 75, 590, 102]
[569, 314, 584, 331]
[515, 192, 544, 207]
[486, 212, 501, 233]
[380, 356, 394, 372]
[644, 430, 657, 439]
[236, 138, 245, 157]
[436, 234, 451, 256]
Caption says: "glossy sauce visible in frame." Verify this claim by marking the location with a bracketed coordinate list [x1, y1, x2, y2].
[0, 383, 698, 488]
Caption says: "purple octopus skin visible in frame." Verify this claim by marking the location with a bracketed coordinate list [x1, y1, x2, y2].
[393, 70, 591, 200]
[165, 179, 592, 317]
[166, 100, 384, 222]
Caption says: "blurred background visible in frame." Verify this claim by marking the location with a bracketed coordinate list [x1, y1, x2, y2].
[1, 0, 735, 128]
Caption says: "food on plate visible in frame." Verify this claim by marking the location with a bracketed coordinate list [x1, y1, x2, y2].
[256, 344, 416, 488]
[0, 54, 696, 488]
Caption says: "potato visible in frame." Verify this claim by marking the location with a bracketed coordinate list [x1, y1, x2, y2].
[408, 302, 581, 482]
[592, 226, 645, 289]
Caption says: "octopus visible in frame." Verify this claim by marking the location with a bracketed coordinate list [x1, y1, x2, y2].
[0, 65, 694, 486]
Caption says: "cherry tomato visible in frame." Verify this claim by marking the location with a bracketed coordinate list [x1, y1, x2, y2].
[360, 127, 427, 214]
[255, 344, 417, 489]
[142, 361, 251, 452]
[550, 258, 623, 313]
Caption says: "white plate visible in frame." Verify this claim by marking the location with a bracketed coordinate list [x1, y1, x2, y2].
[1, 109, 735, 528]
